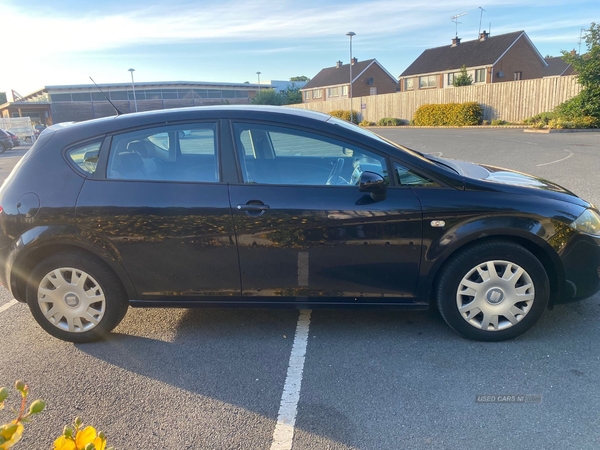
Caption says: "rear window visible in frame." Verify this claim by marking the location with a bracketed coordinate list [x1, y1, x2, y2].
[67, 141, 102, 175]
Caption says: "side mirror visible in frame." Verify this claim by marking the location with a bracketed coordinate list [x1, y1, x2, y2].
[359, 171, 387, 200]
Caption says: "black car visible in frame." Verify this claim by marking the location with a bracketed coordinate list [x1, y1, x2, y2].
[5, 130, 21, 147]
[0, 129, 14, 153]
[0, 106, 599, 343]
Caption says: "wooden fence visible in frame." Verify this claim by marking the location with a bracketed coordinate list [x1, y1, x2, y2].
[289, 75, 581, 123]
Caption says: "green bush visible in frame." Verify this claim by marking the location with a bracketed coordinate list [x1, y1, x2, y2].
[329, 110, 360, 124]
[548, 116, 599, 129]
[377, 117, 404, 126]
[523, 112, 555, 126]
[412, 102, 483, 126]
[490, 119, 509, 126]
[359, 119, 375, 127]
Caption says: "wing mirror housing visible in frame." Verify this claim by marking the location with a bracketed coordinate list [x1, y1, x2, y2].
[359, 171, 387, 200]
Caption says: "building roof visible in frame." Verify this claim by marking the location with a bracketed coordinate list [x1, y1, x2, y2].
[400, 31, 545, 77]
[543, 57, 573, 76]
[302, 59, 395, 90]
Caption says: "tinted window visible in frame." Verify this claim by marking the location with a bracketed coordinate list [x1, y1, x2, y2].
[67, 141, 102, 175]
[107, 123, 218, 182]
[233, 123, 387, 186]
[395, 162, 439, 187]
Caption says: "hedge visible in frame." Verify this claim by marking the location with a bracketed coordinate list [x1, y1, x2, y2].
[329, 110, 360, 124]
[413, 102, 483, 126]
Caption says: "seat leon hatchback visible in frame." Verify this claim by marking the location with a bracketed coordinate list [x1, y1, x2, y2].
[0, 106, 598, 342]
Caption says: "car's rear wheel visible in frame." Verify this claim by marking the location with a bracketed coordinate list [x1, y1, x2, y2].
[0, 143, 7, 154]
[436, 241, 549, 341]
[26, 252, 129, 342]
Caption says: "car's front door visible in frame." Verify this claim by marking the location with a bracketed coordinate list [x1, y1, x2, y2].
[228, 121, 423, 304]
[73, 122, 241, 301]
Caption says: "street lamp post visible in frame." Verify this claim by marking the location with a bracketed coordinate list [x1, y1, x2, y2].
[346, 32, 356, 123]
[128, 68, 138, 112]
[256, 71, 261, 92]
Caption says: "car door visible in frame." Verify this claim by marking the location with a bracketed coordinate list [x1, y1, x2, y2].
[228, 121, 424, 304]
[73, 121, 241, 301]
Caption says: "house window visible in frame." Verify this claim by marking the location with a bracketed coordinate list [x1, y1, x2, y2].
[475, 69, 486, 83]
[370, 87, 377, 95]
[342, 86, 348, 96]
[313, 89, 322, 99]
[447, 72, 460, 85]
[327, 87, 339, 97]
[419, 75, 436, 89]
[304, 91, 311, 100]
[514, 71, 523, 81]
[405, 78, 414, 91]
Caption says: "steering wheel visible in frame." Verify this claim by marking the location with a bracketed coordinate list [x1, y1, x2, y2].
[326, 158, 345, 185]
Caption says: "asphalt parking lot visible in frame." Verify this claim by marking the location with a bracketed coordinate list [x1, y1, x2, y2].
[1, 129, 600, 449]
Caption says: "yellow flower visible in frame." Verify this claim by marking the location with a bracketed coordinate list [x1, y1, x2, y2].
[53, 435, 76, 450]
[0, 421, 24, 450]
[75, 426, 97, 449]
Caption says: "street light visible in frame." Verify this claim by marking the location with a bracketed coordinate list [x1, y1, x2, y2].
[346, 32, 356, 123]
[128, 68, 138, 112]
[256, 71, 261, 92]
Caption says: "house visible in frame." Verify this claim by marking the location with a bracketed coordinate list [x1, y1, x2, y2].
[543, 56, 574, 77]
[399, 30, 552, 91]
[301, 58, 398, 103]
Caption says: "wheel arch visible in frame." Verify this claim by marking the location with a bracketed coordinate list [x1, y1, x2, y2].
[10, 239, 136, 303]
[427, 234, 564, 309]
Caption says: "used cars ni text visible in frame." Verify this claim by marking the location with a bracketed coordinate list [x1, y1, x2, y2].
[0, 106, 598, 342]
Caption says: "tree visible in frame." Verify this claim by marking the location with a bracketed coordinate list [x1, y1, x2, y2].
[280, 85, 302, 104]
[560, 22, 600, 119]
[0, 92, 7, 104]
[290, 76, 310, 82]
[250, 89, 284, 105]
[452, 65, 473, 87]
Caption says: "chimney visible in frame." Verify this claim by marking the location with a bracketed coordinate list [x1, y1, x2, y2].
[351, 57, 357, 65]
[336, 60, 343, 68]
[451, 37, 461, 47]
[479, 30, 489, 41]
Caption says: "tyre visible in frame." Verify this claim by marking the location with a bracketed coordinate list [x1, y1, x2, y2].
[26, 252, 129, 342]
[0, 143, 6, 154]
[436, 241, 549, 341]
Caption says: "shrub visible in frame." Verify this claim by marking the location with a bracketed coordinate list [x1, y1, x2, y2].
[329, 110, 360, 124]
[413, 102, 483, 126]
[359, 119, 375, 127]
[491, 119, 509, 126]
[547, 116, 599, 129]
[377, 117, 404, 126]
[523, 112, 555, 126]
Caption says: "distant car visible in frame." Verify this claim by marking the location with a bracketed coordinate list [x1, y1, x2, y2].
[5, 131, 20, 147]
[0, 106, 599, 343]
[33, 125, 46, 138]
[0, 130, 14, 154]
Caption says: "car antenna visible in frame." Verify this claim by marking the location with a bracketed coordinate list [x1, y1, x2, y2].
[89, 76, 123, 116]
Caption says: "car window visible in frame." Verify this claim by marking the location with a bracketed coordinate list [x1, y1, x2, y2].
[67, 141, 103, 175]
[395, 162, 440, 187]
[233, 123, 387, 186]
[107, 123, 218, 182]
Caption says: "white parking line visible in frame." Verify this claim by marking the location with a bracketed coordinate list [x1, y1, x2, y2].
[0, 299, 18, 314]
[270, 309, 312, 450]
[536, 149, 574, 167]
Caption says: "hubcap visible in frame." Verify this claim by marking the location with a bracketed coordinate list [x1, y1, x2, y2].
[456, 260, 535, 331]
[37, 267, 106, 333]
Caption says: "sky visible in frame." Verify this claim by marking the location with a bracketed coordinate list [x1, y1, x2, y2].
[0, 0, 596, 99]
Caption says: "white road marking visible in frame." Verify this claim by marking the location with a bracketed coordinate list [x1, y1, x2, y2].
[0, 299, 18, 314]
[270, 309, 312, 450]
[536, 149, 574, 167]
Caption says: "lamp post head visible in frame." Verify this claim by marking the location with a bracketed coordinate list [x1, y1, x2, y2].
[128, 68, 135, 73]
[346, 31, 356, 38]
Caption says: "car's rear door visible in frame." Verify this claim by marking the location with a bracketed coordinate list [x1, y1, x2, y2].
[73, 121, 241, 302]
[227, 121, 424, 304]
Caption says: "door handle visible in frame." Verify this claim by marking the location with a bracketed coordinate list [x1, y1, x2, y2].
[236, 204, 270, 211]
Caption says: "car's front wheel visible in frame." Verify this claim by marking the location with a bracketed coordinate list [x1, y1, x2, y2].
[26, 252, 129, 342]
[436, 241, 549, 341]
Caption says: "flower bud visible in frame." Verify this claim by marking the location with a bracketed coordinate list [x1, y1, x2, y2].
[74, 417, 83, 428]
[63, 425, 74, 438]
[0, 387, 8, 402]
[14, 381, 26, 393]
[84, 443, 95, 450]
[29, 399, 46, 414]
